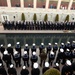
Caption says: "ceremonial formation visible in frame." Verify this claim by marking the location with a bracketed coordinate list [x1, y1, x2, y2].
[2, 21, 75, 30]
[0, 41, 75, 75]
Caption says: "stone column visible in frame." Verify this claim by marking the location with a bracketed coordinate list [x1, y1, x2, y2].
[45, 0, 49, 9]
[57, 0, 62, 10]
[68, 0, 73, 10]
[20, 0, 24, 8]
[33, 0, 37, 8]
[7, 0, 11, 7]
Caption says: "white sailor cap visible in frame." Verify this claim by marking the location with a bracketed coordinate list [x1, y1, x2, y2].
[33, 63, 38, 69]
[14, 51, 18, 55]
[0, 63, 2, 66]
[4, 50, 8, 55]
[55, 43, 57, 45]
[73, 41, 75, 43]
[7, 44, 11, 47]
[67, 41, 70, 44]
[33, 43, 35, 46]
[55, 63, 59, 66]
[66, 60, 71, 66]
[41, 43, 44, 45]
[10, 64, 13, 68]
[24, 51, 27, 54]
[60, 48, 64, 52]
[16, 42, 20, 44]
[61, 43, 64, 45]
[33, 52, 36, 55]
[48, 43, 51, 45]
[25, 44, 28, 47]
[0, 44, 3, 47]
[23, 66, 26, 69]
[50, 51, 54, 55]
[66, 49, 70, 51]
[45, 62, 49, 67]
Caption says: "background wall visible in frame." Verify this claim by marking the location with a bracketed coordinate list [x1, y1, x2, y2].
[0, 8, 75, 22]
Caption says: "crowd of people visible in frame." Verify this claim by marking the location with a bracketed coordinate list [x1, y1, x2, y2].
[2, 20, 75, 30]
[0, 41, 75, 75]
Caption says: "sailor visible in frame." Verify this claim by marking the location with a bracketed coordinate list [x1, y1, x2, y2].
[42, 62, 49, 74]
[3, 50, 11, 67]
[31, 43, 36, 53]
[31, 63, 40, 75]
[0, 63, 7, 75]
[13, 51, 21, 67]
[20, 66, 29, 75]
[15, 42, 21, 57]
[7, 43, 13, 57]
[39, 43, 45, 54]
[8, 64, 17, 75]
[61, 60, 73, 75]
[46, 43, 52, 53]
[24, 44, 29, 55]
[22, 51, 29, 67]
[30, 52, 38, 68]
[0, 44, 5, 54]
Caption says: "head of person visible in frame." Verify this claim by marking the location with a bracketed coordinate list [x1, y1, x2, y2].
[25, 44, 28, 47]
[50, 51, 54, 55]
[7, 43, 11, 47]
[55, 43, 57, 45]
[55, 63, 59, 66]
[22, 66, 26, 69]
[60, 48, 64, 53]
[0, 63, 2, 67]
[45, 62, 49, 67]
[61, 43, 64, 45]
[0, 44, 3, 47]
[66, 60, 71, 66]
[67, 41, 70, 44]
[10, 64, 14, 68]
[16, 42, 20, 45]
[48, 43, 51, 46]
[33, 43, 35, 46]
[24, 51, 27, 54]
[41, 43, 44, 46]
[14, 51, 18, 55]
[33, 52, 36, 55]
[33, 63, 38, 69]
[4, 50, 8, 55]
